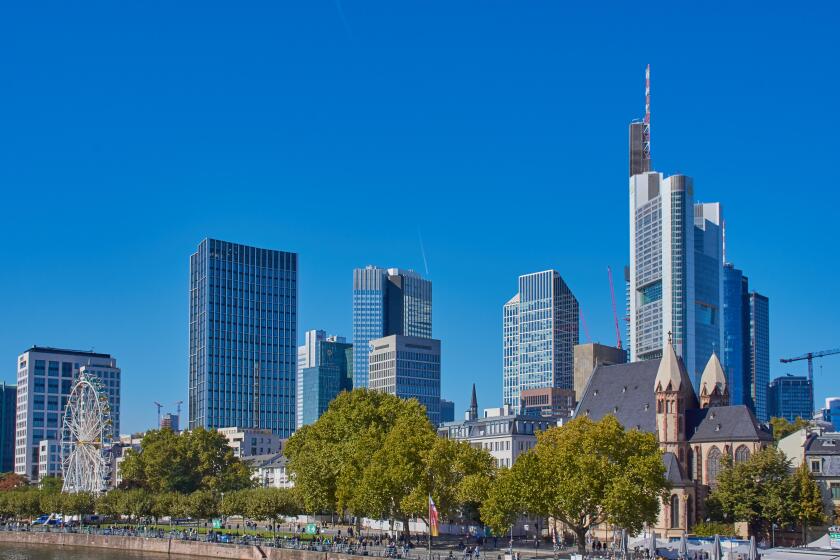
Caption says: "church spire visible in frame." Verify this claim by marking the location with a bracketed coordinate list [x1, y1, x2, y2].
[468, 383, 478, 420]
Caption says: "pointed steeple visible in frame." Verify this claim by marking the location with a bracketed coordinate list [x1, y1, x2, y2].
[468, 384, 478, 421]
[699, 352, 729, 407]
[655, 336, 684, 392]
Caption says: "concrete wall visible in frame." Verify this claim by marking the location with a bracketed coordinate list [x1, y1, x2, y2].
[0, 530, 369, 560]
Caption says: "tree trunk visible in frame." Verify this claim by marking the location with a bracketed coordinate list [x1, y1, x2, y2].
[574, 527, 588, 554]
[402, 516, 411, 542]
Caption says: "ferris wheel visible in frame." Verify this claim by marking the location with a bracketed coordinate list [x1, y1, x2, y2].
[61, 372, 114, 493]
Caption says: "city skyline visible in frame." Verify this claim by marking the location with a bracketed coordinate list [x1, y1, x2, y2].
[1, 3, 839, 433]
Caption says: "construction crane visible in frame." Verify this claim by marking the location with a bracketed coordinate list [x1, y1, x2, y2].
[780, 348, 840, 412]
[607, 266, 623, 350]
[174, 400, 184, 416]
[579, 309, 591, 343]
[154, 401, 163, 428]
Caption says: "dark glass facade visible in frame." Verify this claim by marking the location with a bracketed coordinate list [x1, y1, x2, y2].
[723, 264, 748, 407]
[0, 382, 15, 473]
[768, 375, 812, 422]
[749, 292, 770, 421]
[189, 238, 297, 437]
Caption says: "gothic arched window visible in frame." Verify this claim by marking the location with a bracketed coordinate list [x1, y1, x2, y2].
[670, 494, 680, 528]
[707, 447, 722, 484]
[735, 445, 751, 463]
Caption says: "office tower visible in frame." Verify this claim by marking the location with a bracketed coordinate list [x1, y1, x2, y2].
[352, 266, 432, 388]
[519, 387, 575, 418]
[160, 413, 179, 432]
[189, 238, 298, 437]
[573, 343, 627, 402]
[692, 202, 724, 389]
[723, 264, 749, 407]
[503, 270, 579, 413]
[748, 292, 770, 421]
[15, 347, 120, 481]
[296, 329, 326, 430]
[440, 399, 455, 424]
[768, 374, 812, 422]
[0, 382, 16, 472]
[38, 439, 61, 480]
[368, 335, 441, 425]
[823, 398, 840, 431]
[300, 336, 353, 427]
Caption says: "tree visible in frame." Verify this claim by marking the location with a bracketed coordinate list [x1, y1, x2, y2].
[40, 490, 65, 515]
[221, 489, 249, 519]
[96, 490, 126, 521]
[790, 464, 826, 542]
[119, 428, 252, 493]
[770, 417, 810, 442]
[39, 476, 63, 494]
[186, 490, 220, 523]
[481, 459, 530, 537]
[481, 416, 668, 553]
[64, 492, 96, 524]
[0, 473, 29, 491]
[708, 447, 794, 538]
[122, 489, 154, 522]
[246, 488, 301, 535]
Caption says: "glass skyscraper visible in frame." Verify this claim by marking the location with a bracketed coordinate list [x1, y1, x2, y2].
[352, 266, 432, 388]
[369, 335, 441, 425]
[503, 270, 579, 413]
[189, 238, 297, 437]
[748, 291, 770, 421]
[723, 264, 749, 408]
[300, 338, 352, 427]
[0, 382, 16, 473]
[768, 374, 811, 422]
[693, 202, 724, 390]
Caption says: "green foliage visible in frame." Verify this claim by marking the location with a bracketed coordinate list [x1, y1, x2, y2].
[481, 416, 668, 552]
[245, 488, 301, 522]
[286, 389, 496, 532]
[122, 488, 155, 520]
[770, 417, 810, 442]
[119, 428, 253, 494]
[185, 490, 220, 521]
[38, 476, 63, 494]
[790, 464, 826, 537]
[692, 521, 737, 537]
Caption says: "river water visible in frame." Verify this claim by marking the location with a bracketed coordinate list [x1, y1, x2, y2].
[0, 543, 196, 560]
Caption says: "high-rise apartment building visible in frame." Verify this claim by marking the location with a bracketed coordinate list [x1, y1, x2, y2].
[768, 374, 812, 422]
[189, 238, 298, 437]
[368, 335, 441, 425]
[352, 267, 432, 388]
[0, 382, 16, 473]
[15, 347, 120, 481]
[748, 292, 770, 421]
[299, 336, 353, 427]
[503, 270, 579, 413]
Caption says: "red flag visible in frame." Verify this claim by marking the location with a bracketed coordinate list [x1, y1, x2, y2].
[429, 496, 439, 537]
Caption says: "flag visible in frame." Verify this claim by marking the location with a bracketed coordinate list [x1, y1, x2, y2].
[429, 496, 439, 537]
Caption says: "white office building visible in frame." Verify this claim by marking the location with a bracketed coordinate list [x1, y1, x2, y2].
[503, 270, 579, 413]
[37, 439, 61, 480]
[15, 347, 120, 481]
[217, 426, 284, 458]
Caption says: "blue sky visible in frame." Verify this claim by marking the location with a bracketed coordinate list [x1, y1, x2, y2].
[1, 2, 838, 433]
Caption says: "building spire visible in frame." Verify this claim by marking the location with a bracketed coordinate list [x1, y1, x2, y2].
[469, 384, 478, 416]
[643, 64, 651, 164]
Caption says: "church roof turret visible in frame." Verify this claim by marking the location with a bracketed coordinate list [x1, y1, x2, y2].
[699, 352, 727, 397]
[655, 338, 685, 392]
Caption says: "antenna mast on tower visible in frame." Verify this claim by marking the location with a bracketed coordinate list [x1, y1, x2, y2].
[643, 64, 651, 166]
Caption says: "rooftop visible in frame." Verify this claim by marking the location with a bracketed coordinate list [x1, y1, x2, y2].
[23, 346, 112, 359]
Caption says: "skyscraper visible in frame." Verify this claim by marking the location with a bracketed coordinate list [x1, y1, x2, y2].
[439, 399, 455, 423]
[368, 335, 441, 425]
[299, 336, 353, 427]
[768, 374, 811, 422]
[352, 266, 432, 388]
[748, 291, 770, 421]
[297, 329, 326, 430]
[503, 270, 579, 413]
[722, 264, 750, 408]
[15, 347, 120, 481]
[0, 382, 16, 473]
[627, 67, 724, 390]
[189, 238, 298, 437]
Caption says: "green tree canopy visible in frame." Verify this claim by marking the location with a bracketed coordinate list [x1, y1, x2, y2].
[770, 417, 810, 442]
[119, 428, 253, 493]
[481, 416, 668, 552]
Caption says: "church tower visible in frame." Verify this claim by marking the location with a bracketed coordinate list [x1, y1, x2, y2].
[655, 337, 692, 472]
[699, 352, 729, 408]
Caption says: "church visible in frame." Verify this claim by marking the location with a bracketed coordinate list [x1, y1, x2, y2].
[575, 339, 772, 538]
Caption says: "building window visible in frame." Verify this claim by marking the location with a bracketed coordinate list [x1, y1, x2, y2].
[831, 484, 840, 500]
[735, 445, 750, 463]
[707, 447, 722, 484]
[811, 459, 822, 473]
[670, 495, 680, 529]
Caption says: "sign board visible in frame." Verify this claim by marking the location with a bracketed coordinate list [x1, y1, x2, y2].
[829, 529, 840, 549]
[212, 519, 222, 529]
[306, 523, 318, 535]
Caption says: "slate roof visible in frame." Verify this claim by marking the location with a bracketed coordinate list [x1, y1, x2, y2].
[574, 359, 662, 432]
[805, 432, 840, 455]
[685, 405, 772, 443]
[246, 452, 288, 469]
[663, 452, 687, 485]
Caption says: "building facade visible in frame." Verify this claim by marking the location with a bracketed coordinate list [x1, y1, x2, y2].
[368, 335, 441, 425]
[572, 343, 627, 402]
[248, 452, 293, 489]
[439, 399, 455, 424]
[38, 439, 61, 481]
[723, 264, 750, 408]
[0, 382, 16, 473]
[692, 202, 725, 389]
[822, 398, 840, 431]
[503, 270, 579, 413]
[576, 342, 771, 538]
[299, 337, 353, 427]
[189, 238, 298, 437]
[297, 329, 326, 429]
[748, 292, 770, 421]
[216, 426, 284, 458]
[352, 267, 432, 389]
[519, 387, 575, 418]
[768, 374, 812, 422]
[15, 347, 120, 481]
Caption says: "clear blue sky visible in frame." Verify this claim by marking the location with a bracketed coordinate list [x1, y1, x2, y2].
[1, 2, 838, 433]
